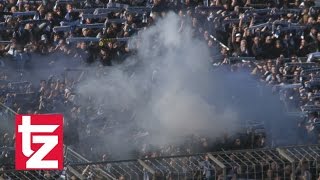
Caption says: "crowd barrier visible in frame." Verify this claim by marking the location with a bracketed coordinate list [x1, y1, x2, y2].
[65, 144, 320, 180]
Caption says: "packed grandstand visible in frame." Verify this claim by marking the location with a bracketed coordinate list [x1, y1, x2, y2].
[1, 0, 320, 179]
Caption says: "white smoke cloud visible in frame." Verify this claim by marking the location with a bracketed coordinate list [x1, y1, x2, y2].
[76, 12, 240, 150]
[0, 11, 297, 159]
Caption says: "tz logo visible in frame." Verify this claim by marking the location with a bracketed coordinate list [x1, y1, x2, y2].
[16, 115, 63, 170]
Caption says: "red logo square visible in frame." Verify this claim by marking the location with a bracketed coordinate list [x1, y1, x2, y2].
[15, 114, 63, 170]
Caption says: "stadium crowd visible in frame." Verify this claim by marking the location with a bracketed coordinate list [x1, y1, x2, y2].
[0, 0, 320, 179]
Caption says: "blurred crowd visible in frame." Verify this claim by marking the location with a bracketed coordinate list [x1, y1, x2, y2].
[206, 0, 320, 146]
[0, 0, 320, 179]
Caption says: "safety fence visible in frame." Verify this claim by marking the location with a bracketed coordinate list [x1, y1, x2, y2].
[65, 144, 320, 180]
[2, 144, 320, 180]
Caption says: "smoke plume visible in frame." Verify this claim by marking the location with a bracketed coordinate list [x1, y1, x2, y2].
[0, 12, 299, 161]
[76, 12, 240, 152]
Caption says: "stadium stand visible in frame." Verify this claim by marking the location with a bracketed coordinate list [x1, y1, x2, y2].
[1, 0, 320, 179]
[0, 98, 318, 180]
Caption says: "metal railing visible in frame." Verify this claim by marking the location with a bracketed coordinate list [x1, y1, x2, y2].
[66, 144, 320, 180]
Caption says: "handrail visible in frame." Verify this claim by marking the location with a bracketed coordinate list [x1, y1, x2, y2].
[0, 102, 18, 115]
[67, 144, 320, 166]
